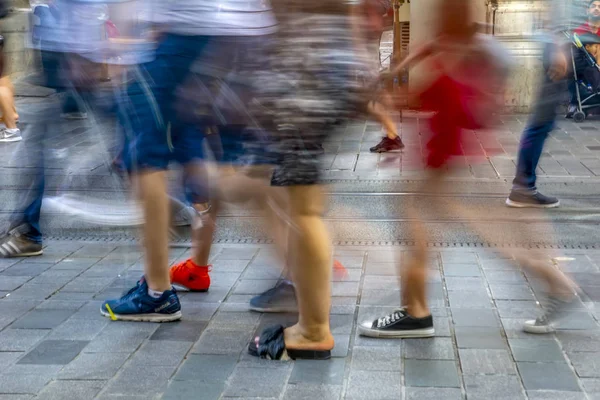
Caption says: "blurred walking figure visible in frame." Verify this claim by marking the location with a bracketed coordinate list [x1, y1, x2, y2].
[507, 0, 587, 208]
[0, 35, 21, 142]
[358, 0, 579, 339]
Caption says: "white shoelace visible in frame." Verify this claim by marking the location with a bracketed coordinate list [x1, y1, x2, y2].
[376, 310, 405, 328]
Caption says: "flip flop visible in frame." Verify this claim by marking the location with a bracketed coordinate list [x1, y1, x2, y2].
[248, 325, 331, 360]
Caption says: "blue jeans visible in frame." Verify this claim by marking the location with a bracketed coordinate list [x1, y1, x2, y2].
[513, 44, 566, 192]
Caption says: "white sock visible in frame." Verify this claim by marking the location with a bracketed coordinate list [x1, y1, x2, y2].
[147, 288, 164, 299]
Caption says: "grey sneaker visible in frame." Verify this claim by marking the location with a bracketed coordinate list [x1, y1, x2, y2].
[0, 128, 22, 142]
[523, 295, 573, 334]
[506, 190, 559, 208]
[0, 231, 42, 257]
[249, 281, 298, 313]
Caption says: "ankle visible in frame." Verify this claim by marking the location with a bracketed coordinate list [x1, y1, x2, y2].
[406, 305, 431, 319]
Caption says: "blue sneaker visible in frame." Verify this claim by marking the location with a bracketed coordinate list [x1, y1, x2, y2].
[100, 278, 182, 322]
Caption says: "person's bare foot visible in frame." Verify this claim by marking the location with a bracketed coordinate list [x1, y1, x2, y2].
[283, 323, 334, 352]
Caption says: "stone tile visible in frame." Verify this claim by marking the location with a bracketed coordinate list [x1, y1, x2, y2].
[18, 340, 88, 365]
[404, 359, 460, 388]
[433, 316, 452, 337]
[360, 289, 401, 306]
[36, 380, 104, 400]
[556, 331, 600, 352]
[289, 359, 346, 385]
[173, 354, 238, 382]
[162, 381, 223, 400]
[346, 370, 401, 399]
[331, 281, 360, 297]
[282, 384, 342, 400]
[129, 340, 192, 367]
[191, 329, 252, 355]
[582, 378, 600, 399]
[58, 352, 130, 380]
[443, 264, 482, 277]
[405, 388, 462, 400]
[217, 247, 257, 260]
[568, 352, 600, 378]
[209, 311, 261, 330]
[484, 270, 526, 284]
[489, 284, 534, 301]
[103, 365, 176, 397]
[0, 369, 56, 394]
[458, 349, 516, 375]
[2, 263, 52, 277]
[83, 322, 158, 353]
[351, 346, 402, 371]
[11, 309, 75, 330]
[404, 337, 455, 360]
[464, 375, 526, 400]
[0, 395, 35, 400]
[0, 351, 22, 368]
[223, 366, 289, 398]
[0, 276, 31, 291]
[448, 291, 492, 308]
[150, 320, 207, 342]
[331, 334, 351, 358]
[365, 263, 396, 276]
[526, 391, 587, 400]
[518, 362, 582, 391]
[555, 310, 599, 331]
[454, 326, 506, 349]
[47, 318, 108, 340]
[445, 277, 486, 291]
[0, 329, 48, 351]
[35, 300, 86, 311]
[509, 338, 565, 362]
[496, 300, 540, 319]
[176, 302, 220, 321]
[452, 308, 499, 327]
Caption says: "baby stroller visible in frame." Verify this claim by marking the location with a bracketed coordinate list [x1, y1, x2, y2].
[568, 31, 600, 122]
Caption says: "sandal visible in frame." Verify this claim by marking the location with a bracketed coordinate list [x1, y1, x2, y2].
[248, 325, 331, 360]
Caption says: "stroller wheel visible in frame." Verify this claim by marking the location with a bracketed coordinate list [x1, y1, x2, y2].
[573, 111, 586, 123]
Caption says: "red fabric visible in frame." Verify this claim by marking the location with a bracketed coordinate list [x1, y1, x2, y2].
[105, 20, 120, 39]
[575, 22, 600, 36]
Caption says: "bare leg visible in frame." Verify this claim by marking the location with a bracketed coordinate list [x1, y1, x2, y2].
[368, 100, 398, 140]
[0, 86, 17, 129]
[136, 170, 171, 292]
[284, 185, 334, 350]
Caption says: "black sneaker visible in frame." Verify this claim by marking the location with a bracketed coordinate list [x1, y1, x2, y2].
[506, 190, 560, 208]
[249, 281, 298, 313]
[0, 231, 43, 258]
[369, 137, 404, 153]
[358, 309, 435, 338]
[523, 294, 574, 334]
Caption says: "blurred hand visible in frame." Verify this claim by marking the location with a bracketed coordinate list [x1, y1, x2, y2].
[548, 49, 567, 82]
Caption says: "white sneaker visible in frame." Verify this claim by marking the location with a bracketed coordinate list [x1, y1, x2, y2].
[0, 128, 22, 142]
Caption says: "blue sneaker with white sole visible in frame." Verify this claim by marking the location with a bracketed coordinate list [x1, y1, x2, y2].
[101, 278, 182, 322]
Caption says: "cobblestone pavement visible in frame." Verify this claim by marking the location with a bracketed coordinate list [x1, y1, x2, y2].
[0, 242, 599, 399]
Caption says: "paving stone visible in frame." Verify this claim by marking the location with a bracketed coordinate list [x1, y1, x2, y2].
[508, 338, 565, 362]
[0, 369, 55, 394]
[458, 349, 516, 375]
[11, 309, 75, 330]
[448, 291, 492, 308]
[83, 322, 158, 353]
[36, 380, 104, 400]
[47, 318, 108, 340]
[289, 359, 346, 385]
[518, 362, 582, 391]
[484, 270, 526, 284]
[176, 302, 220, 321]
[223, 366, 289, 398]
[0, 352, 23, 368]
[18, 340, 88, 365]
[173, 354, 238, 382]
[282, 384, 342, 400]
[191, 329, 252, 355]
[568, 351, 600, 378]
[351, 346, 402, 371]
[489, 284, 534, 301]
[526, 391, 587, 400]
[454, 326, 506, 349]
[345, 370, 401, 399]
[404, 337, 455, 360]
[150, 320, 207, 342]
[35, 300, 86, 311]
[58, 352, 130, 380]
[331, 334, 351, 358]
[209, 311, 261, 330]
[0, 276, 31, 291]
[0, 329, 48, 351]
[433, 316, 452, 337]
[582, 378, 600, 399]
[360, 289, 401, 305]
[555, 310, 599, 331]
[496, 300, 540, 319]
[445, 277, 486, 291]
[365, 263, 396, 276]
[452, 308, 499, 327]
[129, 340, 192, 367]
[162, 381, 223, 400]
[556, 331, 600, 352]
[464, 375, 525, 400]
[2, 263, 52, 277]
[404, 359, 460, 388]
[8, 284, 62, 301]
[104, 365, 176, 397]
[331, 281, 360, 297]
[0, 395, 34, 400]
[405, 387, 462, 400]
[443, 263, 482, 277]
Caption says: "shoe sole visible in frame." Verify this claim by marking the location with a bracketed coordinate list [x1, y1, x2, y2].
[249, 305, 299, 313]
[505, 199, 560, 209]
[370, 148, 404, 153]
[4, 250, 43, 258]
[357, 325, 435, 338]
[523, 321, 555, 334]
[100, 308, 182, 322]
[172, 284, 209, 293]
[0, 137, 22, 142]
